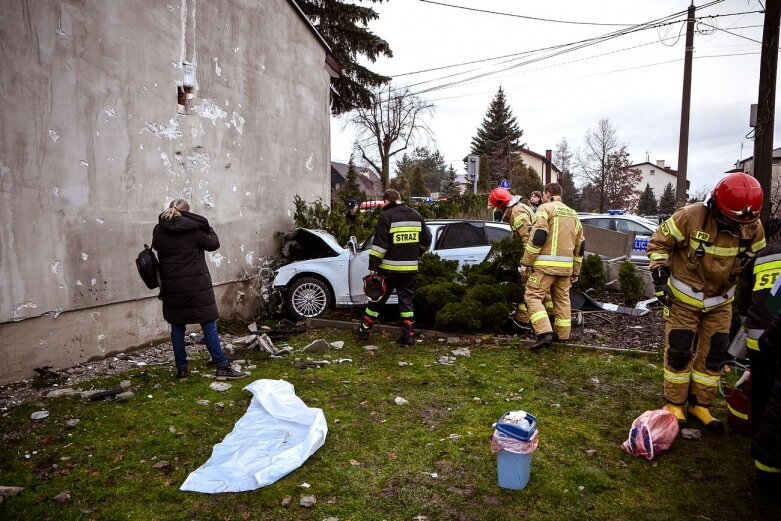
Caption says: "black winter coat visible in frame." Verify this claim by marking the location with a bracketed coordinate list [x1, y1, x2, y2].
[151, 211, 220, 325]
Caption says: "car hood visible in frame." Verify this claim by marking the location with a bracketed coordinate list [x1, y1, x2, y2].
[281, 228, 343, 261]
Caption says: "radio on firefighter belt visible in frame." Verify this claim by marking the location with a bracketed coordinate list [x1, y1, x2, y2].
[363, 272, 388, 303]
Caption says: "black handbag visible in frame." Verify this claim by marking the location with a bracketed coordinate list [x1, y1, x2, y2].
[136, 244, 162, 296]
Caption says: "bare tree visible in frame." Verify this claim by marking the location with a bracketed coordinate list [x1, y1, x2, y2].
[350, 85, 434, 190]
[771, 174, 781, 218]
[577, 119, 620, 213]
[688, 184, 712, 203]
[603, 146, 643, 211]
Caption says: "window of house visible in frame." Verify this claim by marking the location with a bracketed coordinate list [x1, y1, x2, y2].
[650, 169, 655, 176]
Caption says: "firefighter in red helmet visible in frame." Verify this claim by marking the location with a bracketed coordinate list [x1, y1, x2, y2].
[488, 187, 554, 331]
[647, 172, 766, 431]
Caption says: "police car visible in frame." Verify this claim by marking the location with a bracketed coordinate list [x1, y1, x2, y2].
[578, 210, 658, 264]
[272, 220, 512, 320]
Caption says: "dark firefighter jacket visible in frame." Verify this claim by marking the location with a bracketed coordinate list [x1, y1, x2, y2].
[152, 211, 220, 325]
[369, 202, 432, 273]
[755, 310, 781, 468]
[737, 241, 781, 351]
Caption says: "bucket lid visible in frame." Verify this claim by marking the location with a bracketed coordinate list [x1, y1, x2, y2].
[496, 411, 537, 441]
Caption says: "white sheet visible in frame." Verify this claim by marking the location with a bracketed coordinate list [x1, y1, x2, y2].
[180, 379, 327, 493]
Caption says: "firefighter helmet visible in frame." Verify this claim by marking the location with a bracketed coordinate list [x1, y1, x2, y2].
[363, 273, 387, 303]
[710, 172, 763, 224]
[488, 187, 513, 209]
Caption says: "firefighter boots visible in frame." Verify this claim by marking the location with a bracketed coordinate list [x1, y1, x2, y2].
[530, 332, 553, 352]
[397, 320, 415, 346]
[664, 403, 687, 426]
[353, 322, 372, 341]
[688, 405, 725, 433]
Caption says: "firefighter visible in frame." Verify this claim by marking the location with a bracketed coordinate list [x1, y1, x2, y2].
[736, 217, 781, 493]
[754, 308, 781, 496]
[521, 183, 585, 351]
[354, 189, 432, 345]
[488, 187, 553, 329]
[647, 172, 765, 431]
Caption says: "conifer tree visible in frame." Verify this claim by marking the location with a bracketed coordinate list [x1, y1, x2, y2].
[409, 165, 428, 197]
[440, 165, 457, 195]
[470, 87, 524, 186]
[658, 182, 677, 216]
[336, 157, 366, 205]
[637, 183, 658, 215]
[299, 0, 392, 114]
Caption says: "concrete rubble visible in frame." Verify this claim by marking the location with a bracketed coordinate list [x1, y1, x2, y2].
[299, 494, 317, 507]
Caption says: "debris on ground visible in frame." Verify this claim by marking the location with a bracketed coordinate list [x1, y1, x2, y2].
[363, 345, 378, 352]
[438, 356, 457, 366]
[451, 347, 471, 357]
[87, 388, 124, 402]
[197, 400, 211, 406]
[30, 410, 49, 420]
[34, 367, 65, 379]
[65, 419, 80, 428]
[115, 391, 134, 401]
[45, 388, 82, 398]
[119, 380, 132, 391]
[330, 341, 345, 350]
[209, 382, 232, 392]
[681, 428, 702, 440]
[446, 337, 462, 344]
[0, 486, 24, 497]
[302, 339, 331, 353]
[152, 460, 170, 469]
[394, 397, 409, 405]
[299, 494, 316, 508]
[281, 495, 292, 507]
[53, 491, 71, 502]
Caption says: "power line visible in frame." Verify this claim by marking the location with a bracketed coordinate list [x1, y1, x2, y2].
[418, 0, 635, 27]
[390, 8, 761, 78]
[409, 1, 733, 97]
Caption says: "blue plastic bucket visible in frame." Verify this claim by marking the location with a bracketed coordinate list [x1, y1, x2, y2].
[495, 412, 537, 490]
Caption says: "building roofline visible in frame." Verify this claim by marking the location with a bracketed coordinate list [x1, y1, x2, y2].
[628, 161, 679, 176]
[287, 0, 342, 78]
[517, 147, 562, 173]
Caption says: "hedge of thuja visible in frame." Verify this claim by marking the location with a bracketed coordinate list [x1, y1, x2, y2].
[414, 237, 524, 333]
[618, 261, 645, 306]
[577, 254, 606, 299]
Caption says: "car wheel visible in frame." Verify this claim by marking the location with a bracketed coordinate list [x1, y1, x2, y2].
[285, 277, 332, 320]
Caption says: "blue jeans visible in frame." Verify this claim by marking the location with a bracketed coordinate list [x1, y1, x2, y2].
[170, 320, 228, 369]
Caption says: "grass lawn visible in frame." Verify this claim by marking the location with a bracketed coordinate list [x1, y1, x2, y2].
[0, 329, 774, 521]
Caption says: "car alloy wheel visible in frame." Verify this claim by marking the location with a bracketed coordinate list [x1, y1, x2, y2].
[291, 281, 328, 318]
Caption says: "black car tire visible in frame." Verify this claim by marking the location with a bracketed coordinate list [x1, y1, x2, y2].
[285, 277, 333, 321]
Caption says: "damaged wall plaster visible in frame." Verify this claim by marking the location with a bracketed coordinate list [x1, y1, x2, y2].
[0, 0, 332, 384]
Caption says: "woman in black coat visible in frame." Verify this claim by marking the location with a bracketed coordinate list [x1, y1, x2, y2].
[152, 199, 246, 379]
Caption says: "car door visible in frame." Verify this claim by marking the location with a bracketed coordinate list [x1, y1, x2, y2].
[432, 222, 490, 267]
[348, 235, 372, 303]
[615, 219, 656, 263]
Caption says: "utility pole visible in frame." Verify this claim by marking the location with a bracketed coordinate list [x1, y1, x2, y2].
[675, 2, 696, 207]
[753, 0, 781, 225]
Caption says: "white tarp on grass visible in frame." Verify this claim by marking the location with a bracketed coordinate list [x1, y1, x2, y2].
[180, 379, 327, 493]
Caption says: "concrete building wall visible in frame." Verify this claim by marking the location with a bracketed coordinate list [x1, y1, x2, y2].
[0, 0, 333, 384]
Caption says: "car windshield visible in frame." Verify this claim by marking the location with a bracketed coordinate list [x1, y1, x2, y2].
[616, 219, 653, 235]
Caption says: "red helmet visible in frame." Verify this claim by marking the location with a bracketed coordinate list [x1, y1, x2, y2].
[488, 187, 513, 209]
[363, 273, 387, 303]
[711, 172, 763, 224]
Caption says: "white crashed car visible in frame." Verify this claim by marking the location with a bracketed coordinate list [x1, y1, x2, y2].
[272, 220, 512, 320]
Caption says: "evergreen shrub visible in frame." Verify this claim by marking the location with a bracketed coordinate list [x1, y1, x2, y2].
[578, 254, 606, 299]
[618, 261, 644, 306]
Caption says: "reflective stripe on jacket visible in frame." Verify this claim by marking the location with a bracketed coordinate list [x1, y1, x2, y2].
[369, 202, 432, 273]
[502, 200, 534, 245]
[521, 196, 585, 276]
[737, 242, 781, 349]
[647, 202, 765, 312]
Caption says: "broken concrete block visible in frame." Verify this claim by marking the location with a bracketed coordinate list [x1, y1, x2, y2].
[209, 382, 232, 392]
[114, 391, 134, 402]
[281, 495, 292, 507]
[80, 390, 107, 399]
[299, 494, 316, 508]
[302, 339, 330, 353]
[152, 460, 170, 469]
[394, 396, 409, 405]
[681, 428, 702, 440]
[233, 335, 257, 345]
[45, 388, 82, 398]
[446, 337, 462, 344]
[257, 334, 276, 354]
[0, 486, 24, 497]
[197, 399, 210, 406]
[30, 411, 49, 420]
[330, 341, 345, 350]
[119, 380, 132, 392]
[451, 347, 471, 357]
[66, 419, 80, 428]
[247, 322, 258, 333]
[53, 491, 71, 502]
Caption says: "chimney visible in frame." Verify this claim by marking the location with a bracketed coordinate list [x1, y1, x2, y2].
[656, 160, 666, 168]
[545, 149, 553, 184]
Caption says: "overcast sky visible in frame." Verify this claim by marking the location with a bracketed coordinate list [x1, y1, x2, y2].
[330, 0, 777, 193]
